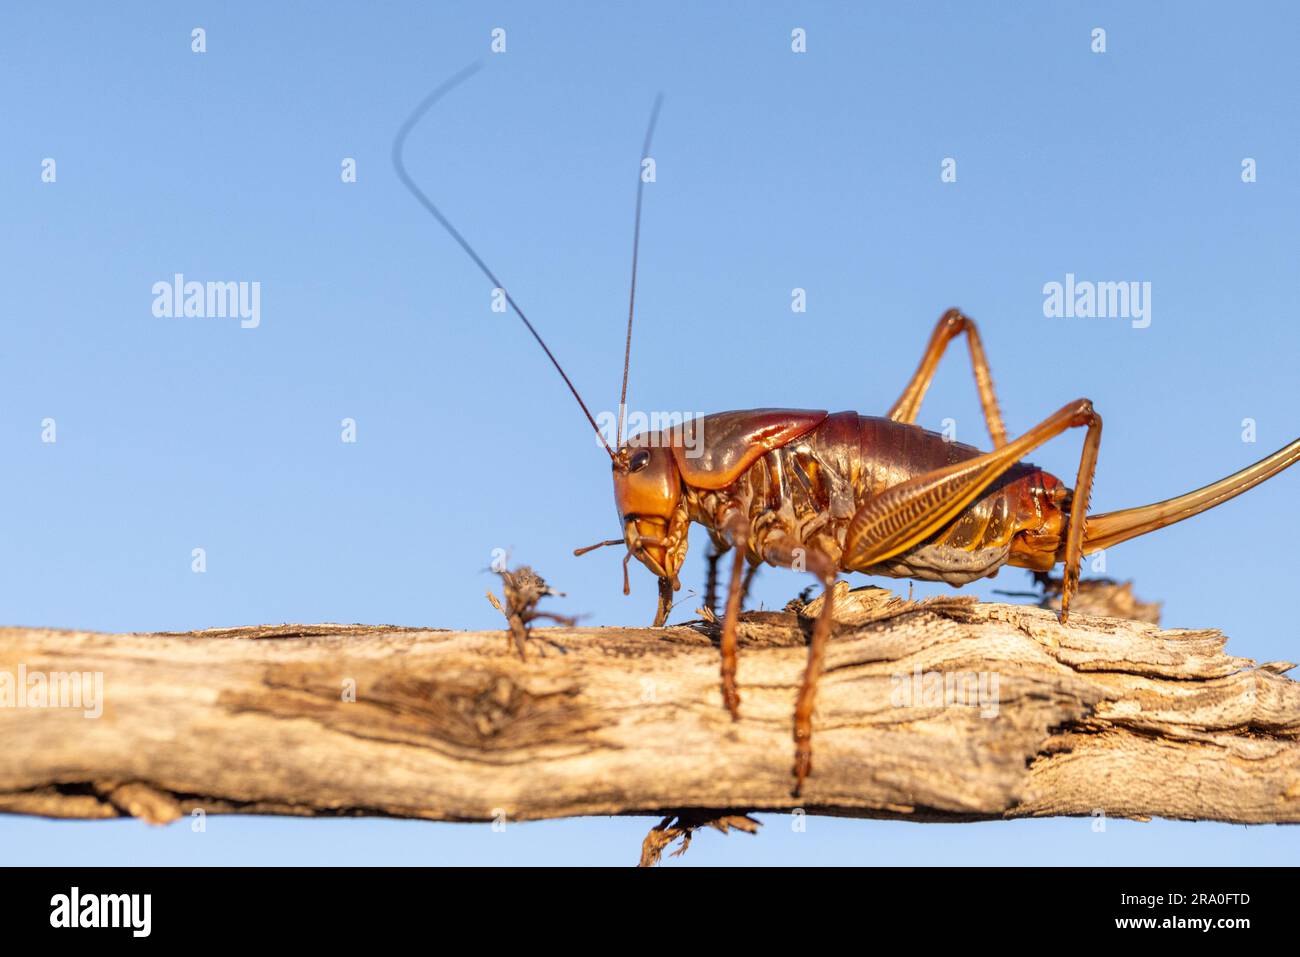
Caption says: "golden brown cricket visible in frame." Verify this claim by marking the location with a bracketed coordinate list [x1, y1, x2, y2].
[396, 67, 1300, 797]
[603, 311, 1300, 794]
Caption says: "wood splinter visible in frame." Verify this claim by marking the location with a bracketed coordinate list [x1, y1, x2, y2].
[486, 565, 577, 660]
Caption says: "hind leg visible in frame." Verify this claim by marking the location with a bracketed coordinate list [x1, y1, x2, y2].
[847, 398, 1102, 622]
[889, 308, 1008, 448]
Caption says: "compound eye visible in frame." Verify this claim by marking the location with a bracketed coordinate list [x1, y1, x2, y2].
[629, 449, 651, 472]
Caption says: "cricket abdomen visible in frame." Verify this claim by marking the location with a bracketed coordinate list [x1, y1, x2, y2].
[846, 415, 1069, 582]
[689, 411, 1070, 584]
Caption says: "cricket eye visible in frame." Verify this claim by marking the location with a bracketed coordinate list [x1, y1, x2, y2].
[629, 449, 651, 472]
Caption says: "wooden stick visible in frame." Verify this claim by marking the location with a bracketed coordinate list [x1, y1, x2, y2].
[2, 586, 1297, 826]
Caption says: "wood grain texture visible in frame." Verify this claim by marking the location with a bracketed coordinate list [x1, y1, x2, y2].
[1, 585, 1297, 826]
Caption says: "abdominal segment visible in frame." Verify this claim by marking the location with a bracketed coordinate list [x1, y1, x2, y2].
[690, 412, 1069, 585]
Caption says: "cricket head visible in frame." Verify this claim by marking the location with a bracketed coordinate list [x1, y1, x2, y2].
[612, 435, 688, 583]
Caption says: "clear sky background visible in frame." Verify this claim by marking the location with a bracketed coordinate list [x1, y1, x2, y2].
[3, 2, 1298, 865]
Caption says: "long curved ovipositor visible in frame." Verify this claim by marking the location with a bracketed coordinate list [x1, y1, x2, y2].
[1078, 439, 1300, 554]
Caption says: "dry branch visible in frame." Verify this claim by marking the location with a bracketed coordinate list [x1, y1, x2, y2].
[2, 585, 1298, 830]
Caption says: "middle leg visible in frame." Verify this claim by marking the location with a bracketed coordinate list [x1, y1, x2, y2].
[760, 536, 839, 797]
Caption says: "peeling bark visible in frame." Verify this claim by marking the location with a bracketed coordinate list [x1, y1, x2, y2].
[1, 586, 1297, 827]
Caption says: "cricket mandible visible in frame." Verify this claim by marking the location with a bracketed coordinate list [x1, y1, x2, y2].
[395, 65, 1300, 796]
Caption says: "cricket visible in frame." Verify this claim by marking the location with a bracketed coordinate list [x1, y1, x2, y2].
[394, 65, 1300, 796]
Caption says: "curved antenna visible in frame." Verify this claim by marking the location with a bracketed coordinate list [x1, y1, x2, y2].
[616, 93, 665, 450]
[393, 62, 616, 461]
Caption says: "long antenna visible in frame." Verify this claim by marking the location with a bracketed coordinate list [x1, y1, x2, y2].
[393, 62, 616, 461]
[616, 94, 665, 450]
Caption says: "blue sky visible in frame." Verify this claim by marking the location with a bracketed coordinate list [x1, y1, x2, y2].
[2, 2, 1298, 865]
